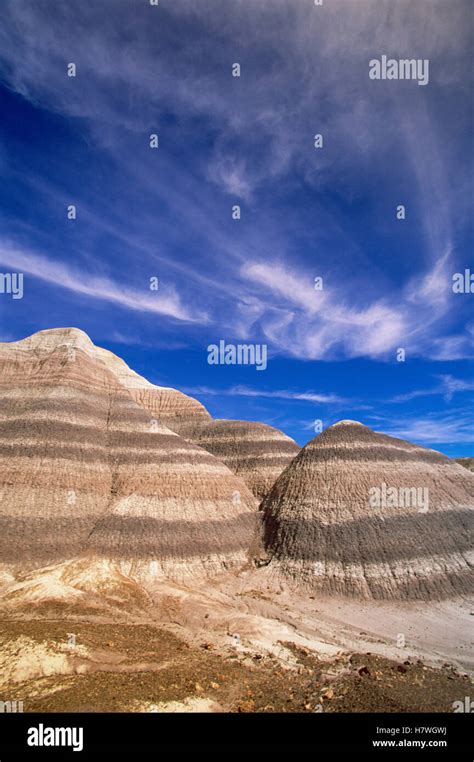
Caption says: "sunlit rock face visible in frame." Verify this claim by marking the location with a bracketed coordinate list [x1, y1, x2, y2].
[95, 344, 212, 432]
[0, 328, 257, 580]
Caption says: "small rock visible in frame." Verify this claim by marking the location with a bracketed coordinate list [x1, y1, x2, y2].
[237, 700, 255, 712]
[358, 666, 370, 676]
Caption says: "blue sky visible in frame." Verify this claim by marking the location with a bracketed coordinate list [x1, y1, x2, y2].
[0, 0, 472, 454]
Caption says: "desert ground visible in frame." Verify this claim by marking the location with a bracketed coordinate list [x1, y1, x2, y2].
[0, 562, 472, 713]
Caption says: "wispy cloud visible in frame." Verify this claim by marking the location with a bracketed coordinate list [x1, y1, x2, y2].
[0, 240, 206, 323]
[381, 409, 474, 445]
[0, 0, 471, 369]
[241, 259, 457, 361]
[182, 384, 344, 404]
[1, 0, 470, 217]
[392, 374, 474, 403]
[428, 335, 474, 361]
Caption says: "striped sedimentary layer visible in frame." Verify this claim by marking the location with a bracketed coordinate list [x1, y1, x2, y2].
[178, 420, 299, 501]
[96, 347, 300, 501]
[260, 421, 474, 600]
[95, 345, 211, 432]
[0, 328, 257, 579]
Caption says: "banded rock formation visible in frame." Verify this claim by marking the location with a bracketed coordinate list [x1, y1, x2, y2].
[94, 344, 298, 500]
[178, 419, 299, 501]
[95, 344, 212, 432]
[260, 420, 474, 601]
[0, 328, 257, 580]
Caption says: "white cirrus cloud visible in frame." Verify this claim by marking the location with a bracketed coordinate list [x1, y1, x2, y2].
[0, 240, 207, 323]
[380, 409, 474, 445]
[392, 374, 474, 403]
[182, 384, 344, 404]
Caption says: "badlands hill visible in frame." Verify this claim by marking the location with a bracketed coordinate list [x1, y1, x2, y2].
[259, 420, 474, 601]
[178, 419, 300, 501]
[95, 343, 211, 431]
[1, 328, 472, 603]
[456, 458, 474, 473]
[87, 337, 299, 499]
[0, 328, 258, 579]
[0, 335, 473, 713]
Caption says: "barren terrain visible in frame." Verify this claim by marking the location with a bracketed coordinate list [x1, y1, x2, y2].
[0, 565, 471, 713]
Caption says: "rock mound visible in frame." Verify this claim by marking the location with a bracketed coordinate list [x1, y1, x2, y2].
[94, 340, 297, 500]
[456, 458, 474, 473]
[0, 328, 257, 579]
[95, 345, 211, 432]
[180, 419, 299, 501]
[259, 421, 474, 600]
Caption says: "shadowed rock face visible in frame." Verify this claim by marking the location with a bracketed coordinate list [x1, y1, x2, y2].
[260, 421, 474, 601]
[0, 328, 257, 580]
[456, 458, 474, 473]
[177, 419, 300, 501]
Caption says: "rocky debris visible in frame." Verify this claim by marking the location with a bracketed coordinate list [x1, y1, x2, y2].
[1, 620, 470, 713]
